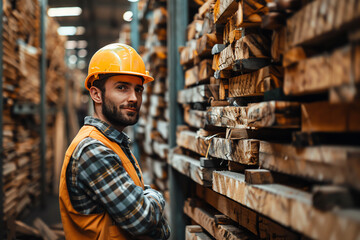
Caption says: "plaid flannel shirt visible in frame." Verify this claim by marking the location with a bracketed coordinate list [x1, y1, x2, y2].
[66, 116, 170, 239]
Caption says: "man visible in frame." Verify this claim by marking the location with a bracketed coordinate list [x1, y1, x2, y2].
[59, 43, 170, 239]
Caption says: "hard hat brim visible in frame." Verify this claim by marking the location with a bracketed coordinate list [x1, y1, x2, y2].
[85, 71, 154, 90]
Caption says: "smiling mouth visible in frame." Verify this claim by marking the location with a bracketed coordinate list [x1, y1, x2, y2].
[122, 107, 137, 112]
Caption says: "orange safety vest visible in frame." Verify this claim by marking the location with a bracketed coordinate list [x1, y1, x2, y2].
[59, 125, 144, 240]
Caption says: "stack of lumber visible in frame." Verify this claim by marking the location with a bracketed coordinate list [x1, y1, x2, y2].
[173, 0, 360, 239]
[45, 16, 68, 195]
[2, 0, 41, 224]
[136, 0, 170, 219]
[1, 0, 68, 231]
[9, 219, 65, 239]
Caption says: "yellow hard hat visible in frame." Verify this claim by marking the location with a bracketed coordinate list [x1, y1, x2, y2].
[84, 43, 154, 90]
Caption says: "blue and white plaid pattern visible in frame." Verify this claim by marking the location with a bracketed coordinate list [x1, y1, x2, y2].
[66, 116, 170, 239]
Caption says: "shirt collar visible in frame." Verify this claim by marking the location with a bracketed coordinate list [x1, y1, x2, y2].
[84, 116, 131, 146]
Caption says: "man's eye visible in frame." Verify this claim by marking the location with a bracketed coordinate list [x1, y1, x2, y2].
[136, 88, 144, 93]
[117, 85, 127, 90]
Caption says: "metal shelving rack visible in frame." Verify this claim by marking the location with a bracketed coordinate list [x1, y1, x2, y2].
[168, 0, 189, 239]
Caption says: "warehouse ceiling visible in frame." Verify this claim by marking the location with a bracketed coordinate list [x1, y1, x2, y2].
[48, 0, 133, 71]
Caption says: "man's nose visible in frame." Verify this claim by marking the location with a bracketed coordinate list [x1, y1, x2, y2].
[128, 88, 138, 102]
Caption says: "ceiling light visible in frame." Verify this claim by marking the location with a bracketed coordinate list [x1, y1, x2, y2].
[65, 40, 77, 49]
[58, 26, 77, 36]
[123, 11, 133, 22]
[77, 40, 88, 48]
[128, 0, 139, 2]
[78, 49, 88, 58]
[58, 26, 85, 36]
[48, 7, 82, 17]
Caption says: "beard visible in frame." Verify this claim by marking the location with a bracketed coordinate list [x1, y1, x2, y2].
[101, 94, 140, 128]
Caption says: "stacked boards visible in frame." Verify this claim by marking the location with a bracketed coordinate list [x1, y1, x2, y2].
[173, 0, 360, 239]
[2, 0, 69, 231]
[136, 0, 170, 219]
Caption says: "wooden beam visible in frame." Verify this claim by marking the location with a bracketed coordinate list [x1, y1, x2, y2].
[234, 33, 271, 61]
[286, 0, 360, 49]
[184, 107, 207, 129]
[185, 225, 213, 240]
[240, 0, 271, 26]
[229, 65, 283, 97]
[169, 152, 214, 187]
[184, 199, 257, 240]
[185, 65, 199, 87]
[180, 39, 197, 67]
[209, 137, 259, 165]
[247, 101, 300, 128]
[206, 106, 248, 128]
[197, 33, 223, 58]
[214, 0, 239, 24]
[212, 171, 360, 239]
[152, 141, 169, 160]
[245, 169, 273, 184]
[301, 101, 360, 132]
[176, 130, 209, 156]
[196, 184, 299, 239]
[178, 84, 219, 104]
[218, 44, 234, 71]
[284, 44, 360, 95]
[33, 218, 59, 240]
[312, 185, 354, 211]
[199, 59, 214, 82]
[259, 141, 360, 190]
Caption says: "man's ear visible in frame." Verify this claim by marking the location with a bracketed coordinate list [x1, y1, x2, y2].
[89, 86, 103, 104]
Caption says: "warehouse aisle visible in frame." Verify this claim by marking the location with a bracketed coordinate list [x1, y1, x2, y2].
[1, 0, 360, 239]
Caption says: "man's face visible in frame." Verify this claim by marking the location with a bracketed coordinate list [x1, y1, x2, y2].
[101, 75, 144, 128]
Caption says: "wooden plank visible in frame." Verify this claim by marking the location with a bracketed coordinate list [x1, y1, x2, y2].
[271, 27, 286, 63]
[53, 111, 66, 195]
[152, 141, 168, 160]
[245, 169, 273, 184]
[229, 65, 283, 97]
[301, 101, 360, 132]
[234, 33, 271, 61]
[184, 199, 257, 240]
[286, 0, 360, 49]
[180, 39, 197, 67]
[185, 65, 199, 87]
[247, 101, 300, 128]
[312, 185, 354, 211]
[157, 120, 169, 141]
[176, 130, 209, 156]
[15, 220, 41, 237]
[284, 44, 360, 95]
[33, 218, 59, 240]
[184, 107, 207, 129]
[238, 0, 271, 26]
[212, 170, 360, 239]
[187, 19, 204, 41]
[196, 184, 299, 239]
[169, 152, 214, 187]
[208, 137, 259, 165]
[214, 0, 239, 24]
[199, 59, 214, 82]
[260, 141, 360, 190]
[197, 33, 223, 58]
[218, 44, 234, 71]
[151, 158, 168, 180]
[185, 225, 213, 240]
[206, 106, 248, 128]
[178, 84, 219, 104]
